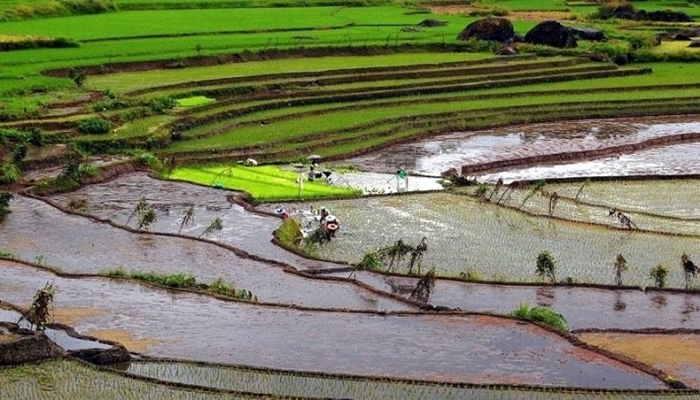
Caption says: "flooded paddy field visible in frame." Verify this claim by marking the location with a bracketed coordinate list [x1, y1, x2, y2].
[277, 192, 700, 287]
[0, 360, 248, 400]
[0, 196, 407, 311]
[0, 260, 666, 388]
[480, 141, 700, 183]
[126, 360, 692, 400]
[490, 180, 700, 236]
[49, 172, 332, 270]
[321, 271, 700, 330]
[348, 116, 700, 176]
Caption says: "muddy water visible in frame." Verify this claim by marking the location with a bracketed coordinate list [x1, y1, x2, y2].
[481, 141, 700, 183]
[0, 196, 409, 311]
[348, 116, 700, 176]
[49, 172, 331, 270]
[0, 261, 665, 389]
[0, 308, 112, 351]
[325, 270, 700, 331]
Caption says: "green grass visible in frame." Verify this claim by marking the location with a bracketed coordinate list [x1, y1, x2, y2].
[176, 95, 215, 107]
[511, 302, 568, 332]
[169, 164, 360, 200]
[169, 87, 700, 153]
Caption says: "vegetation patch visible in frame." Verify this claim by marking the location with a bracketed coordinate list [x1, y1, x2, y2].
[169, 165, 360, 201]
[511, 302, 568, 332]
[101, 267, 255, 301]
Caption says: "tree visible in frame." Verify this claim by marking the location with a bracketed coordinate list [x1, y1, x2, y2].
[536, 250, 557, 283]
[69, 68, 87, 87]
[614, 254, 628, 286]
[18, 282, 55, 331]
[649, 264, 669, 288]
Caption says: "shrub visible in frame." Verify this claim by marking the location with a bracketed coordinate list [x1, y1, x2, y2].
[358, 251, 384, 271]
[78, 118, 111, 134]
[0, 162, 21, 184]
[0, 191, 13, 220]
[149, 96, 176, 114]
[649, 264, 669, 288]
[275, 218, 303, 247]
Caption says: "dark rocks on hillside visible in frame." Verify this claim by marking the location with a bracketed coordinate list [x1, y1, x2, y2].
[673, 33, 693, 41]
[571, 26, 605, 41]
[457, 18, 514, 42]
[644, 10, 693, 22]
[689, 41, 700, 48]
[513, 33, 525, 43]
[68, 345, 131, 365]
[417, 19, 448, 27]
[525, 21, 577, 48]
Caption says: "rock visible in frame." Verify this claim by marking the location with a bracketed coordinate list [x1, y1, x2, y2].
[513, 33, 525, 43]
[525, 21, 577, 48]
[646, 10, 693, 22]
[68, 345, 131, 365]
[0, 328, 65, 365]
[571, 26, 605, 41]
[689, 41, 700, 48]
[589, 53, 609, 62]
[417, 19, 447, 27]
[457, 18, 514, 42]
[673, 33, 692, 41]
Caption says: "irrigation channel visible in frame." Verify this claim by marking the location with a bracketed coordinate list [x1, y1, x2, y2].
[2, 116, 700, 394]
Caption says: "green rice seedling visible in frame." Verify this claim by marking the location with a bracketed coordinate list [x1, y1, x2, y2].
[101, 266, 128, 277]
[199, 217, 222, 238]
[459, 268, 483, 282]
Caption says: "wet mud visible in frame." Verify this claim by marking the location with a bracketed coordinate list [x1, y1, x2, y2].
[347, 116, 700, 177]
[579, 333, 700, 388]
[0, 261, 666, 389]
[324, 270, 700, 330]
[0, 195, 409, 311]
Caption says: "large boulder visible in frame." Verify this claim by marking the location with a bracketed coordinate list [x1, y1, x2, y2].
[525, 20, 577, 48]
[0, 328, 65, 365]
[571, 26, 605, 41]
[457, 18, 514, 42]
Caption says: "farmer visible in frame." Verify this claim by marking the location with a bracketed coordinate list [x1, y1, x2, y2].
[324, 214, 340, 240]
[319, 206, 330, 224]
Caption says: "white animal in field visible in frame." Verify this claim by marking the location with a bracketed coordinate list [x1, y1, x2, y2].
[245, 158, 258, 166]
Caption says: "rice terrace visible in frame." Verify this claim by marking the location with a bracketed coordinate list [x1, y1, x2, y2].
[2, 0, 700, 397]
